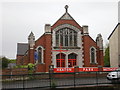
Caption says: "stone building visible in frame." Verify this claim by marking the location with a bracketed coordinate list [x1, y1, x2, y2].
[108, 23, 120, 67]
[16, 5, 104, 72]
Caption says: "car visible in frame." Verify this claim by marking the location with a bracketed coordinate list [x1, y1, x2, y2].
[107, 69, 120, 82]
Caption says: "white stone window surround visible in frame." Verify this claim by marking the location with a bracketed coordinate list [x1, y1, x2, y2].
[52, 24, 84, 68]
[90, 46, 97, 64]
[35, 46, 45, 64]
[56, 53, 66, 67]
[68, 53, 77, 67]
[52, 24, 82, 48]
[52, 50, 84, 68]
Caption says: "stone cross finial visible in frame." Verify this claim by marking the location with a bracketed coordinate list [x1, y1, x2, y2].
[65, 5, 68, 13]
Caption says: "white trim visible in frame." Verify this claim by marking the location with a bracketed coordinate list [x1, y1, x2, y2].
[30, 47, 34, 49]
[36, 46, 44, 64]
[66, 54, 68, 67]
[90, 46, 97, 64]
[68, 53, 77, 67]
[52, 49, 84, 67]
[52, 24, 81, 47]
[45, 32, 51, 34]
[53, 24, 81, 32]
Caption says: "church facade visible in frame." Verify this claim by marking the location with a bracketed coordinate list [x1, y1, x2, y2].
[16, 5, 104, 72]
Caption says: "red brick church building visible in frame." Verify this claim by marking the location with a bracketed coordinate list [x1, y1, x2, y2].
[16, 5, 104, 72]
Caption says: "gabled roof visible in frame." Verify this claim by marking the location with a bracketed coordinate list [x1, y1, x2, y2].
[108, 23, 120, 40]
[60, 5, 73, 20]
[59, 10, 74, 20]
[52, 5, 82, 31]
[60, 12, 73, 20]
[17, 43, 28, 55]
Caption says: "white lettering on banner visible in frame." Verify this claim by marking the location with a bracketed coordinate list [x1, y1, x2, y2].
[56, 68, 72, 72]
[83, 68, 94, 71]
[103, 68, 118, 71]
[54, 67, 118, 72]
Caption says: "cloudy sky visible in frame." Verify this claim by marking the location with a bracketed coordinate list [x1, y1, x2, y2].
[1, 0, 119, 59]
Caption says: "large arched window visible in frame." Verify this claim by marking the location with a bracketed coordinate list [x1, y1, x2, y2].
[68, 53, 77, 67]
[56, 28, 77, 47]
[56, 53, 65, 67]
[90, 47, 96, 64]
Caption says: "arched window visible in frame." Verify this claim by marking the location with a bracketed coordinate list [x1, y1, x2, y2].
[56, 53, 65, 67]
[90, 47, 96, 64]
[68, 53, 77, 67]
[38, 47, 42, 63]
[35, 46, 44, 64]
[56, 28, 77, 47]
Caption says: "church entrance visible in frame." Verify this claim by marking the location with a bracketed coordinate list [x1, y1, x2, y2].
[68, 53, 77, 67]
[56, 53, 77, 68]
[56, 53, 65, 67]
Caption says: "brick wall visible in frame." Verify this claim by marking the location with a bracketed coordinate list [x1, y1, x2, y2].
[35, 34, 52, 72]
[2, 68, 28, 75]
[83, 35, 104, 67]
[16, 55, 23, 65]
[52, 19, 82, 32]
[44, 34, 52, 72]
[16, 55, 29, 65]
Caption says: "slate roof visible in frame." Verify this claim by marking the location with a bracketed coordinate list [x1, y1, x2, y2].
[17, 43, 28, 55]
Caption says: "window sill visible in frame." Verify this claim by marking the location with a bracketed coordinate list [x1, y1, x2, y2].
[90, 63, 98, 65]
[37, 63, 45, 65]
[53, 46, 80, 49]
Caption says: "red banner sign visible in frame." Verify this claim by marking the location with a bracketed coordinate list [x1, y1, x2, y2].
[103, 67, 118, 71]
[79, 68, 98, 72]
[54, 68, 74, 73]
[54, 67, 118, 73]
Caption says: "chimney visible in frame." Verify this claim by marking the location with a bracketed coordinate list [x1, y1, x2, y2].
[45, 24, 51, 34]
[82, 25, 89, 35]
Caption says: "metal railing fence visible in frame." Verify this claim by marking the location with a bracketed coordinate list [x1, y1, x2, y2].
[1, 71, 120, 90]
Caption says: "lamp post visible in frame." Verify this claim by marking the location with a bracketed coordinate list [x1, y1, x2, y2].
[49, 65, 54, 73]
[49, 65, 54, 88]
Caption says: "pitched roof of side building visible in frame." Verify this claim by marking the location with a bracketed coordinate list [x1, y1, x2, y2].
[108, 23, 120, 40]
[17, 43, 28, 55]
